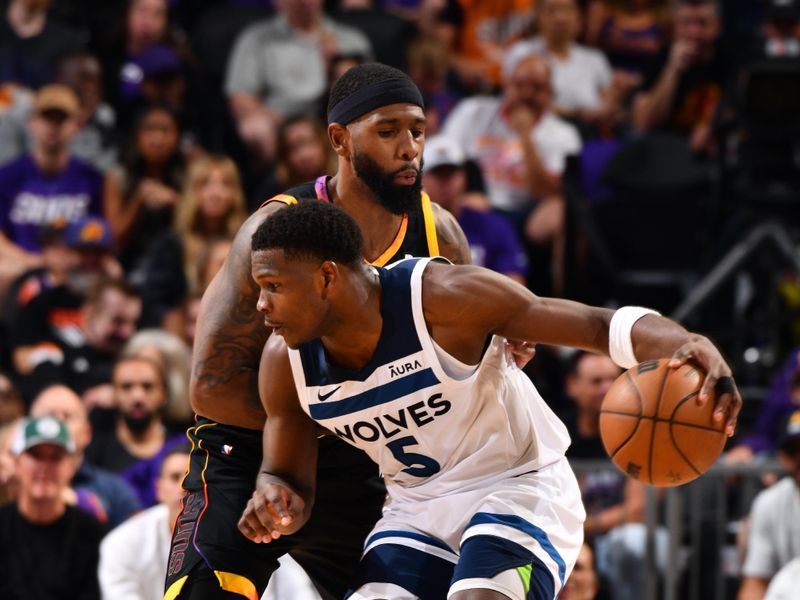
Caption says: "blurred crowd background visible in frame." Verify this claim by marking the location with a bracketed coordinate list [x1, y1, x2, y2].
[1, 0, 799, 599]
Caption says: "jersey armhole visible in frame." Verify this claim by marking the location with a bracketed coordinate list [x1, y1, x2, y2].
[409, 258, 480, 386]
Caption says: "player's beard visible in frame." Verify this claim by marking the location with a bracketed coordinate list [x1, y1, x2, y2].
[353, 149, 423, 215]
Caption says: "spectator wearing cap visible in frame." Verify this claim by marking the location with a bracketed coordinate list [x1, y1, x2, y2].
[225, 0, 372, 164]
[2, 216, 120, 329]
[6, 218, 125, 393]
[30, 385, 141, 528]
[119, 44, 182, 107]
[422, 135, 528, 284]
[738, 409, 800, 600]
[0, 51, 118, 174]
[0, 415, 104, 600]
[0, 84, 104, 289]
[441, 53, 581, 295]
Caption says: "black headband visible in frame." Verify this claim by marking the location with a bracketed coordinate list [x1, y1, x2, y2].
[327, 78, 425, 125]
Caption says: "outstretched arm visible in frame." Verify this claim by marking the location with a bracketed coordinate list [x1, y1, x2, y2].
[238, 335, 318, 543]
[431, 201, 537, 366]
[422, 263, 742, 435]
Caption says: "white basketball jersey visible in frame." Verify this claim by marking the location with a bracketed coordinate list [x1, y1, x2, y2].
[286, 258, 570, 502]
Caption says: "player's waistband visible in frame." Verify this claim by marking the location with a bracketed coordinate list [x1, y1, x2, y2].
[191, 417, 378, 476]
[189, 417, 264, 461]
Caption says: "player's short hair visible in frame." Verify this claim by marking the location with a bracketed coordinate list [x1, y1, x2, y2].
[327, 62, 423, 124]
[251, 201, 363, 266]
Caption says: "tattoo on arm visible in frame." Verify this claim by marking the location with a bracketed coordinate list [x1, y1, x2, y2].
[432, 202, 471, 265]
[191, 211, 271, 403]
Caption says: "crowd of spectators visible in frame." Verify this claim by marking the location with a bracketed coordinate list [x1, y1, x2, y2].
[1, 0, 799, 599]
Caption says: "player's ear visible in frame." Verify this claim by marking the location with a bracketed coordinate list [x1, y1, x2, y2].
[328, 123, 351, 158]
[319, 260, 339, 298]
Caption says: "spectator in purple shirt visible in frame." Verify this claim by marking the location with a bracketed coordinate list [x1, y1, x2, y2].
[0, 85, 103, 287]
[726, 348, 800, 464]
[422, 135, 528, 284]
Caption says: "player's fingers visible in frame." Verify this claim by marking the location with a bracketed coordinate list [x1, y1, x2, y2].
[718, 378, 742, 437]
[506, 340, 536, 369]
[237, 515, 262, 543]
[708, 375, 736, 424]
[281, 491, 305, 526]
[669, 345, 694, 368]
[251, 494, 280, 537]
[263, 490, 290, 527]
[238, 501, 266, 543]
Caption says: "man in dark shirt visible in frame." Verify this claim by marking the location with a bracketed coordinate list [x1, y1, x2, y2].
[564, 351, 621, 460]
[86, 355, 183, 507]
[0, 415, 103, 600]
[0, 0, 86, 89]
[632, 0, 729, 154]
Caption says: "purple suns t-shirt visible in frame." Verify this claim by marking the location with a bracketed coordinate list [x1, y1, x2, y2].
[0, 154, 103, 252]
[459, 207, 528, 277]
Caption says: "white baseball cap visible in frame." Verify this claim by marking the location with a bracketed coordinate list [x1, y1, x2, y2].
[423, 135, 465, 171]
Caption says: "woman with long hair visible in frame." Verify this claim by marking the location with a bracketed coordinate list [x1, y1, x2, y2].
[175, 154, 247, 294]
[104, 103, 185, 272]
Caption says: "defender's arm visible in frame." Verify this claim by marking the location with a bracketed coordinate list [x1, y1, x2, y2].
[190, 202, 284, 426]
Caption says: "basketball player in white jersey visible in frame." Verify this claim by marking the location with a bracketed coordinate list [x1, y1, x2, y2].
[239, 201, 741, 600]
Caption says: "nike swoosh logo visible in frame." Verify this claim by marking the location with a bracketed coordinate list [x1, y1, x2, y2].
[317, 386, 341, 401]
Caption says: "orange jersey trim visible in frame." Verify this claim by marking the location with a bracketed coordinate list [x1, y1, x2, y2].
[369, 213, 409, 267]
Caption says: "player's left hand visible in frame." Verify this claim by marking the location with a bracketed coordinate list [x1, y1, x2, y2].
[669, 336, 742, 437]
[238, 475, 306, 543]
[506, 340, 536, 368]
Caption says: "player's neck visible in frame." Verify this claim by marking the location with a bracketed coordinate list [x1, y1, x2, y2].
[328, 171, 406, 264]
[320, 265, 383, 371]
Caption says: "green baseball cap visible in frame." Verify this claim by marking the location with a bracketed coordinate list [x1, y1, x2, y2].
[12, 416, 75, 455]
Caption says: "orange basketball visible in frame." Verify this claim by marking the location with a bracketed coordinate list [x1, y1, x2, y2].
[599, 359, 727, 487]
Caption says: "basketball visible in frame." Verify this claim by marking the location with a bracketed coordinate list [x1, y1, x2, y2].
[599, 359, 727, 487]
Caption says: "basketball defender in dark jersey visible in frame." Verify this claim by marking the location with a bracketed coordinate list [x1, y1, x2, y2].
[164, 64, 471, 600]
